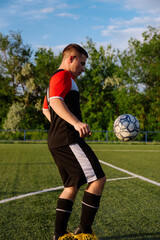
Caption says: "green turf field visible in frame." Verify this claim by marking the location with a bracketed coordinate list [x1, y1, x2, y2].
[0, 143, 160, 240]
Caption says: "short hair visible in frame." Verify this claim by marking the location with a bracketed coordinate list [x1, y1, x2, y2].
[62, 44, 88, 59]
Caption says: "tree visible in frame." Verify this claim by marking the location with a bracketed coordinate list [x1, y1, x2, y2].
[3, 102, 25, 130]
[32, 48, 62, 129]
[0, 74, 13, 128]
[1, 27, 159, 136]
[0, 31, 33, 128]
[0, 30, 32, 100]
[34, 48, 62, 92]
[77, 39, 123, 130]
[0, 31, 62, 129]
[119, 26, 160, 131]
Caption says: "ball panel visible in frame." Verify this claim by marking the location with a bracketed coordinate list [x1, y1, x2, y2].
[115, 132, 123, 140]
[121, 131, 130, 138]
[130, 131, 138, 137]
[123, 137, 130, 142]
[128, 123, 134, 131]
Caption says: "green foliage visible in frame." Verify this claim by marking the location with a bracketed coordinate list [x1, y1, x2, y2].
[0, 27, 160, 136]
[119, 26, 160, 131]
[3, 102, 25, 130]
[0, 31, 32, 96]
[77, 39, 121, 130]
[0, 75, 13, 128]
[0, 32, 61, 130]
[34, 48, 62, 92]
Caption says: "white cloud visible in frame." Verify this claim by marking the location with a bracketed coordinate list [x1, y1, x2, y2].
[56, 3, 71, 10]
[16, 0, 43, 3]
[36, 44, 65, 54]
[52, 44, 66, 53]
[57, 12, 79, 20]
[101, 25, 146, 50]
[21, 7, 54, 20]
[124, 0, 160, 14]
[42, 34, 50, 40]
[102, 26, 146, 38]
[110, 16, 160, 28]
[94, 0, 160, 14]
[40, 7, 54, 13]
[0, 0, 79, 29]
[101, 25, 119, 35]
[100, 14, 160, 50]
[94, 0, 119, 2]
[0, 1, 55, 21]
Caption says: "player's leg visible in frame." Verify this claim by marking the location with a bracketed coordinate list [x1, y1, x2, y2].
[50, 145, 88, 240]
[53, 186, 78, 240]
[70, 141, 106, 239]
[86, 176, 106, 195]
[74, 177, 106, 238]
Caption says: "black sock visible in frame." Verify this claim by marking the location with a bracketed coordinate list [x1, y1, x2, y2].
[54, 198, 73, 237]
[79, 191, 101, 234]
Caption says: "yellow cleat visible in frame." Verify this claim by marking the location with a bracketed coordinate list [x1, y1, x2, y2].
[53, 231, 75, 240]
[74, 231, 98, 240]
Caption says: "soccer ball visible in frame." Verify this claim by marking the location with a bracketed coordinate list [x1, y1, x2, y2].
[113, 114, 140, 141]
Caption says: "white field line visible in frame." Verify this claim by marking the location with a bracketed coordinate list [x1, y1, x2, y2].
[0, 176, 136, 204]
[95, 150, 160, 152]
[100, 160, 160, 187]
[1, 160, 160, 204]
[0, 186, 64, 204]
[107, 176, 136, 181]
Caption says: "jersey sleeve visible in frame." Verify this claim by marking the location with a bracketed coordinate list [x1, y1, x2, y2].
[42, 95, 49, 110]
[49, 70, 72, 101]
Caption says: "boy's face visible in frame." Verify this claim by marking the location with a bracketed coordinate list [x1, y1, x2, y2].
[69, 54, 87, 78]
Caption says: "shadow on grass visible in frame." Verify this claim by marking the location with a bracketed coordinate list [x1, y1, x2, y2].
[101, 232, 160, 240]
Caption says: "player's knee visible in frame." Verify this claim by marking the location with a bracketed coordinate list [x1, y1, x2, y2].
[86, 176, 106, 195]
[97, 176, 106, 190]
[60, 186, 78, 201]
[100, 175, 107, 187]
[94, 176, 106, 187]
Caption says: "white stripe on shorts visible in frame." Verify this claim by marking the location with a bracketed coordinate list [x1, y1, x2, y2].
[69, 143, 97, 183]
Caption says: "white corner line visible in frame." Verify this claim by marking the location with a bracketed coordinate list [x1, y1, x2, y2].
[107, 176, 136, 181]
[1, 161, 160, 204]
[0, 176, 137, 204]
[0, 186, 64, 204]
[100, 160, 160, 187]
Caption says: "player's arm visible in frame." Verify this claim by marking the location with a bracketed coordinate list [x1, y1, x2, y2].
[50, 98, 91, 138]
[42, 95, 51, 122]
[43, 109, 51, 122]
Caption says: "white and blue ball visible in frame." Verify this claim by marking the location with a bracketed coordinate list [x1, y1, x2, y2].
[114, 114, 140, 141]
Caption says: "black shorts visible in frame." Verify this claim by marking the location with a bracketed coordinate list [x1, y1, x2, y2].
[49, 140, 105, 189]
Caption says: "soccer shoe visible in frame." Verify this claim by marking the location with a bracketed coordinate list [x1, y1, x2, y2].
[74, 227, 98, 240]
[53, 231, 75, 240]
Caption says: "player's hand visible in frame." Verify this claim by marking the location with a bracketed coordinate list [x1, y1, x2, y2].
[74, 122, 91, 138]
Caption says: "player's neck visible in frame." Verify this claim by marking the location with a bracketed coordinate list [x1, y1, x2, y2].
[58, 61, 69, 72]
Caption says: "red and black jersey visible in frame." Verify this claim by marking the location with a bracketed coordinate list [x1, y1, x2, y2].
[43, 69, 82, 149]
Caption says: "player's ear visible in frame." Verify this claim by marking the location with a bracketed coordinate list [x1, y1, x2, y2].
[69, 56, 75, 63]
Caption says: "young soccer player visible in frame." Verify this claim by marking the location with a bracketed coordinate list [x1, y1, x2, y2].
[43, 44, 106, 240]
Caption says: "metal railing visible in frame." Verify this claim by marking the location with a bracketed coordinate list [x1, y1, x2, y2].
[0, 129, 160, 143]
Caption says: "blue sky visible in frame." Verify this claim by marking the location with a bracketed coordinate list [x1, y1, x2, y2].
[0, 0, 160, 54]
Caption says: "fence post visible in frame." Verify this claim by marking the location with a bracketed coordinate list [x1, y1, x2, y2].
[24, 130, 26, 141]
[106, 131, 108, 142]
[145, 131, 148, 143]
